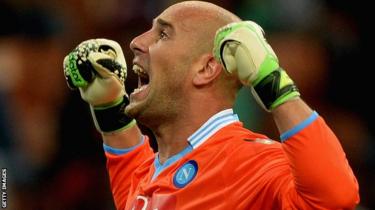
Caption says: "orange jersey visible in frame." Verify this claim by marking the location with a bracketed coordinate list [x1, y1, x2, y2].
[104, 109, 359, 210]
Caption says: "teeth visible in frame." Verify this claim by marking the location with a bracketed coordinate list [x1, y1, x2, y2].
[133, 85, 148, 94]
[133, 64, 147, 76]
[132, 64, 149, 94]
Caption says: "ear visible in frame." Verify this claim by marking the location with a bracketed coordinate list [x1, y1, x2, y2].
[192, 54, 223, 86]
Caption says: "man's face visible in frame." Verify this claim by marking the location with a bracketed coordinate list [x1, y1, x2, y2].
[125, 6, 199, 124]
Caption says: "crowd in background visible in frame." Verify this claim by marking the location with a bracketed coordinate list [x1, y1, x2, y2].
[0, 0, 372, 209]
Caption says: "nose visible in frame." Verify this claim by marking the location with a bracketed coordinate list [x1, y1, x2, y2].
[130, 30, 152, 55]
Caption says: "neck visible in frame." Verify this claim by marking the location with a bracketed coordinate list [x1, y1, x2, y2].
[153, 104, 232, 164]
[153, 117, 192, 164]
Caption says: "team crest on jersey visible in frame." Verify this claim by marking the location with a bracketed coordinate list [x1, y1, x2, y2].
[173, 160, 198, 188]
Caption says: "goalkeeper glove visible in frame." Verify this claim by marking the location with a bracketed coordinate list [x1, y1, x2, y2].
[213, 21, 300, 111]
[63, 39, 135, 133]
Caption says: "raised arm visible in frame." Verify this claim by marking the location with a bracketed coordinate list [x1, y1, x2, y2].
[63, 39, 151, 209]
[273, 99, 359, 209]
[63, 38, 141, 147]
[214, 21, 359, 209]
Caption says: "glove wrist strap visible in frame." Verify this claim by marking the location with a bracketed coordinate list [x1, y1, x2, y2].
[253, 68, 300, 111]
[91, 96, 135, 133]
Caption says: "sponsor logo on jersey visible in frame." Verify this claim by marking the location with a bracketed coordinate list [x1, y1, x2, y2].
[131, 194, 176, 210]
[173, 160, 198, 188]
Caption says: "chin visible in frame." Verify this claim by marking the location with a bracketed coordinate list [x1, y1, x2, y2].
[125, 104, 160, 129]
[124, 103, 141, 119]
[125, 100, 152, 122]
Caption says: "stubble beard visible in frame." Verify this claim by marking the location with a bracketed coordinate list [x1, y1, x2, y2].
[126, 91, 182, 131]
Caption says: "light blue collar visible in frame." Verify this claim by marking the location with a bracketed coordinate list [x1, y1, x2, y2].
[188, 109, 239, 148]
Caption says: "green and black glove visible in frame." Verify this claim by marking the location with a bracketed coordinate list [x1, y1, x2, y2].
[63, 39, 135, 133]
[214, 21, 300, 111]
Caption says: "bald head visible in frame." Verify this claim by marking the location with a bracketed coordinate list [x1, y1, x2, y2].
[160, 1, 241, 55]
[165, 1, 241, 26]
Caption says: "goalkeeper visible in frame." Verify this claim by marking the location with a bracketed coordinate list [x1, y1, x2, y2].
[63, 1, 359, 209]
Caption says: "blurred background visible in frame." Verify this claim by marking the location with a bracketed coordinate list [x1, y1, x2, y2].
[0, 0, 372, 209]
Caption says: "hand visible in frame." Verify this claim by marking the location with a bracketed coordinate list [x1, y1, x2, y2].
[213, 21, 300, 111]
[63, 38, 127, 106]
[63, 39, 134, 133]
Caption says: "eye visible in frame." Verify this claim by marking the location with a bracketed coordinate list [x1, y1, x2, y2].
[159, 30, 168, 40]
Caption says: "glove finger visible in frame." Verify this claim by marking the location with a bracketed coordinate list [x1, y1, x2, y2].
[88, 52, 126, 83]
[63, 55, 77, 90]
[95, 39, 127, 67]
[88, 52, 113, 77]
[64, 50, 96, 88]
[221, 40, 239, 74]
[75, 53, 97, 82]
[96, 39, 120, 56]
[98, 44, 117, 58]
[63, 53, 94, 89]
[222, 40, 258, 85]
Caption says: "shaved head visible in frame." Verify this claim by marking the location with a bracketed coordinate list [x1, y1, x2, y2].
[160, 1, 241, 55]
[165, 1, 241, 28]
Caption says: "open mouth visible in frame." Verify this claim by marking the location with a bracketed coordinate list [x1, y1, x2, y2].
[131, 64, 150, 97]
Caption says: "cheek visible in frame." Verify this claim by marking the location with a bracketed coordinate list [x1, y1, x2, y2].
[149, 44, 174, 68]
[150, 46, 178, 82]
[149, 42, 192, 88]
[149, 38, 191, 69]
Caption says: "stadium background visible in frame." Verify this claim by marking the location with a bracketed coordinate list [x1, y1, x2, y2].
[0, 0, 372, 209]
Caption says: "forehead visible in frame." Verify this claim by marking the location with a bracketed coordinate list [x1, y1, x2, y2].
[156, 4, 212, 33]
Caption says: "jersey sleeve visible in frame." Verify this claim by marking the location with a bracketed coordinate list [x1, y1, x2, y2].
[280, 113, 360, 209]
[104, 136, 154, 209]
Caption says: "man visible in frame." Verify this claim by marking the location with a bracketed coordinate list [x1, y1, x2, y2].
[63, 1, 359, 209]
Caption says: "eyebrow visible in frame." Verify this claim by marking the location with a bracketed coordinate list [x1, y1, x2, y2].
[154, 18, 174, 31]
